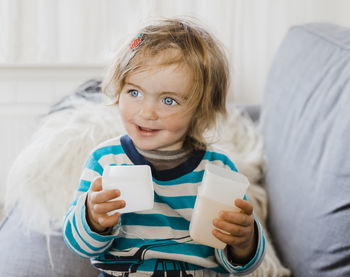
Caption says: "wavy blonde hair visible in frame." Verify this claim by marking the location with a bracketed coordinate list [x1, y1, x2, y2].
[103, 18, 229, 150]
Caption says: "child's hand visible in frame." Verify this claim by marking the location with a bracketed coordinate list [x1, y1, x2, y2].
[86, 177, 126, 233]
[212, 199, 256, 262]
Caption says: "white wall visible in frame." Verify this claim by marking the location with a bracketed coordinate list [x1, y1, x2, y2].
[1, 0, 350, 104]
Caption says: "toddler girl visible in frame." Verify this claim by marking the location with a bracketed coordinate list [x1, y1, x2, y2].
[63, 18, 265, 276]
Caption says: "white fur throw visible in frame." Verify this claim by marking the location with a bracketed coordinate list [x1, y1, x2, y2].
[5, 101, 290, 277]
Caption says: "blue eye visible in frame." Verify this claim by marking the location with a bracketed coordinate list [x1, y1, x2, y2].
[163, 97, 178, 106]
[129, 89, 140, 97]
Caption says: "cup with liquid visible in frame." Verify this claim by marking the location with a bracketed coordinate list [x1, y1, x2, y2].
[189, 163, 250, 249]
[102, 165, 154, 215]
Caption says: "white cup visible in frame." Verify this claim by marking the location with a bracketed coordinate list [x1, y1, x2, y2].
[190, 163, 250, 249]
[102, 165, 154, 214]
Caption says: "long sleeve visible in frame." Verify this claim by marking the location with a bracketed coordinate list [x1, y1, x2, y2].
[62, 154, 120, 258]
[214, 215, 266, 275]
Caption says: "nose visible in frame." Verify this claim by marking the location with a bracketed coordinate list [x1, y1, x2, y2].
[139, 102, 158, 120]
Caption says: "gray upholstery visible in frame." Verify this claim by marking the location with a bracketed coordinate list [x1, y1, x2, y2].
[262, 23, 350, 276]
[0, 206, 100, 277]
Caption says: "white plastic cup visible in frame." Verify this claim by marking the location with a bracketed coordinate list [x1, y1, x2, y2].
[102, 165, 154, 214]
[190, 163, 250, 249]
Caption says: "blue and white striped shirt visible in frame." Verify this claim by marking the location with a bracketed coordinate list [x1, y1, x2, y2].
[63, 135, 265, 276]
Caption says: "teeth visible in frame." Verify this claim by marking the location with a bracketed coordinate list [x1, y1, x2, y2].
[140, 126, 153, 131]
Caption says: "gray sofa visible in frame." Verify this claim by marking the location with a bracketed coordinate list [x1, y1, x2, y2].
[1, 22, 350, 276]
[262, 23, 350, 276]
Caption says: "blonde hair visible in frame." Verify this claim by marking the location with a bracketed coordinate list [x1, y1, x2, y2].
[103, 18, 229, 150]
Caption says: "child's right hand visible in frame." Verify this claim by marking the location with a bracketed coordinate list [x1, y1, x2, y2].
[86, 176, 126, 233]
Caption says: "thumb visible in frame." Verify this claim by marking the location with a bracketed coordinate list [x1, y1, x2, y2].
[90, 176, 103, 192]
[234, 198, 253, 215]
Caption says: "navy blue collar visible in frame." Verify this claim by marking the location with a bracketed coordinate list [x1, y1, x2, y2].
[120, 135, 205, 181]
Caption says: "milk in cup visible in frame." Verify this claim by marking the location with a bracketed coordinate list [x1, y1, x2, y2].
[190, 163, 250, 249]
[102, 165, 154, 214]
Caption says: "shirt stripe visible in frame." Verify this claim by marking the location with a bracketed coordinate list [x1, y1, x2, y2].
[63, 135, 265, 275]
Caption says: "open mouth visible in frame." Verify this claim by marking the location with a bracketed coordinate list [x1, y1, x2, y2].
[137, 125, 159, 132]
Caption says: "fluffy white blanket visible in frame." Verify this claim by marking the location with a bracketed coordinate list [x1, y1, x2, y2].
[5, 100, 290, 277]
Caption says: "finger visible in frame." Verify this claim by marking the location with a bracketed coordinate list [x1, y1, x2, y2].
[212, 229, 246, 246]
[219, 210, 253, 227]
[234, 199, 253, 215]
[90, 177, 103, 192]
[90, 189, 121, 204]
[213, 218, 250, 237]
[93, 200, 126, 214]
[97, 213, 121, 229]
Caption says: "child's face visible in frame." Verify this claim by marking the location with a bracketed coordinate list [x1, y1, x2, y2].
[118, 57, 194, 151]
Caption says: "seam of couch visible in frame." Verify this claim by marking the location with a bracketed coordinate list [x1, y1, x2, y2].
[291, 23, 350, 51]
[0, 205, 15, 231]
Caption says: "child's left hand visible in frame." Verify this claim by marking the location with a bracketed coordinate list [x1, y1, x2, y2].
[212, 198, 256, 262]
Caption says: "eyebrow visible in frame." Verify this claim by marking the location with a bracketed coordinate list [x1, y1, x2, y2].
[125, 82, 143, 91]
[124, 82, 186, 98]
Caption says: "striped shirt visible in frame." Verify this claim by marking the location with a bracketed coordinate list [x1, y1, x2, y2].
[63, 135, 265, 276]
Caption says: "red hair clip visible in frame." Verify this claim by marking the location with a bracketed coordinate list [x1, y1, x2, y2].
[129, 33, 142, 50]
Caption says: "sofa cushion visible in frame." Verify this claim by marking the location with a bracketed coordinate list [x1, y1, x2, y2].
[0, 206, 100, 277]
[262, 23, 350, 276]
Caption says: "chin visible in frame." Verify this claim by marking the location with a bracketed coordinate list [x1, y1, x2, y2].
[129, 133, 182, 151]
[132, 139, 158, 151]
[137, 144, 158, 151]
[134, 141, 177, 151]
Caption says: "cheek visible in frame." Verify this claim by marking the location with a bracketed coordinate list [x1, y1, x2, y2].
[164, 114, 192, 133]
[118, 97, 132, 119]
[118, 104, 126, 117]
[118, 105, 132, 125]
